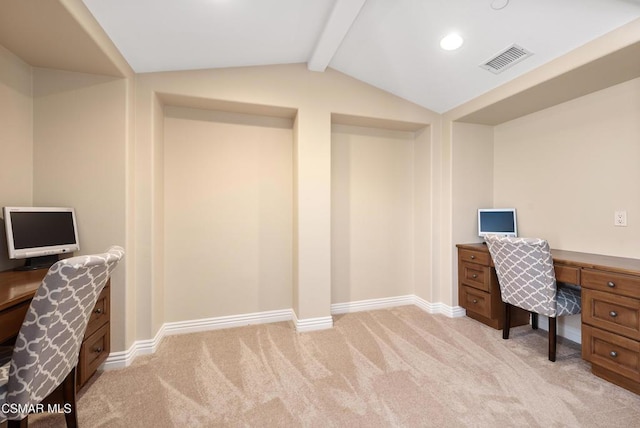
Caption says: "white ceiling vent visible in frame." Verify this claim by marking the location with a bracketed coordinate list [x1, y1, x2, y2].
[480, 44, 533, 74]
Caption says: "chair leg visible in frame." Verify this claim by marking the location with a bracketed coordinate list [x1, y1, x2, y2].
[531, 312, 538, 330]
[62, 367, 79, 428]
[503, 302, 511, 339]
[549, 317, 557, 362]
[8, 417, 29, 427]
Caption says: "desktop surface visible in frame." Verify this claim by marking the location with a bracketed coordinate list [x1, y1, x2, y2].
[0, 268, 47, 311]
[457, 242, 640, 276]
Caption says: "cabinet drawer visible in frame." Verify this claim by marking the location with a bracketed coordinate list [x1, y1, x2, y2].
[460, 262, 491, 292]
[582, 269, 640, 299]
[583, 289, 640, 340]
[459, 249, 491, 266]
[582, 325, 640, 382]
[554, 264, 580, 284]
[78, 322, 110, 388]
[85, 285, 110, 338]
[460, 285, 492, 319]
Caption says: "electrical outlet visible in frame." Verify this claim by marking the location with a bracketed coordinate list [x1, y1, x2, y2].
[614, 210, 627, 227]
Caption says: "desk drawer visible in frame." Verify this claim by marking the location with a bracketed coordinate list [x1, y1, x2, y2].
[460, 285, 492, 319]
[582, 269, 640, 299]
[460, 262, 491, 292]
[459, 249, 491, 266]
[0, 301, 29, 344]
[582, 325, 640, 382]
[555, 264, 580, 285]
[85, 286, 110, 338]
[583, 289, 640, 340]
[78, 322, 110, 388]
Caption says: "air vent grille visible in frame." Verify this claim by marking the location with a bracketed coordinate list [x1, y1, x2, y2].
[480, 44, 533, 74]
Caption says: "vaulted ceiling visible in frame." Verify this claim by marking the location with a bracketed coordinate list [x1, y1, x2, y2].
[80, 0, 640, 113]
[2, 0, 640, 114]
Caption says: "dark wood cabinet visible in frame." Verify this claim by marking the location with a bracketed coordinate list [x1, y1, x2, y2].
[457, 244, 529, 329]
[77, 283, 110, 388]
[581, 269, 640, 394]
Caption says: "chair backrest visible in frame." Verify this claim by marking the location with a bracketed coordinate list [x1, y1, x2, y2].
[4, 246, 124, 419]
[484, 235, 557, 317]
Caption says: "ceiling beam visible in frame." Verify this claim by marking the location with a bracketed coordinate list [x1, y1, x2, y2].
[307, 0, 367, 72]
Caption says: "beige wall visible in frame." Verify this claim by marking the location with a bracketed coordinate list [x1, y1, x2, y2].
[449, 77, 640, 339]
[331, 124, 416, 303]
[0, 43, 132, 350]
[452, 122, 494, 244]
[451, 122, 494, 303]
[411, 128, 432, 302]
[494, 77, 640, 259]
[0, 45, 33, 271]
[32, 67, 129, 349]
[0, 53, 438, 347]
[135, 64, 439, 333]
[163, 106, 293, 321]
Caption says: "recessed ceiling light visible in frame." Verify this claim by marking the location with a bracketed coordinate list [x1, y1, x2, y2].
[491, 0, 509, 10]
[440, 33, 463, 51]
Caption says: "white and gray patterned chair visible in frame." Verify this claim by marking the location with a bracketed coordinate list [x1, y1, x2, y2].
[484, 235, 581, 362]
[0, 246, 124, 427]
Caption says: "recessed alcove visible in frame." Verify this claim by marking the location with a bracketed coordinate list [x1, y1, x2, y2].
[161, 98, 296, 322]
[330, 114, 431, 305]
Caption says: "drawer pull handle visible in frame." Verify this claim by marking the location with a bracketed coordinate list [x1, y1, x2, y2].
[94, 308, 103, 314]
[607, 281, 615, 288]
[610, 311, 618, 318]
[610, 351, 618, 358]
[93, 347, 103, 354]
[472, 299, 478, 304]
[470, 255, 476, 260]
[472, 274, 478, 279]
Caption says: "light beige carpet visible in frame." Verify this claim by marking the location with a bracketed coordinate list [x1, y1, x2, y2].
[29, 306, 640, 427]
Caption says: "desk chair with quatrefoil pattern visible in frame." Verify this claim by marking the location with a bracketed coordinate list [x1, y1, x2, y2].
[484, 235, 581, 361]
[0, 246, 124, 427]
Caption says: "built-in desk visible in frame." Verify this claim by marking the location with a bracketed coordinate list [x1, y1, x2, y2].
[0, 268, 111, 389]
[457, 243, 640, 394]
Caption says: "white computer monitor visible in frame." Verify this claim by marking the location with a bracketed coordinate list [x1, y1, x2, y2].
[3, 206, 80, 269]
[478, 208, 517, 237]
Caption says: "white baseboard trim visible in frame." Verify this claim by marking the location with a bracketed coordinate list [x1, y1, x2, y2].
[331, 295, 415, 314]
[101, 296, 484, 369]
[413, 295, 466, 318]
[292, 311, 334, 332]
[103, 308, 293, 370]
[162, 308, 293, 336]
[103, 324, 165, 370]
[535, 315, 582, 344]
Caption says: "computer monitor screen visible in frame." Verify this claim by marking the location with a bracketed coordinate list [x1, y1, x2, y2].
[3, 206, 80, 268]
[478, 208, 517, 237]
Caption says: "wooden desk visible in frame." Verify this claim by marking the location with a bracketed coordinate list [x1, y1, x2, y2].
[456, 243, 640, 394]
[0, 268, 111, 388]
